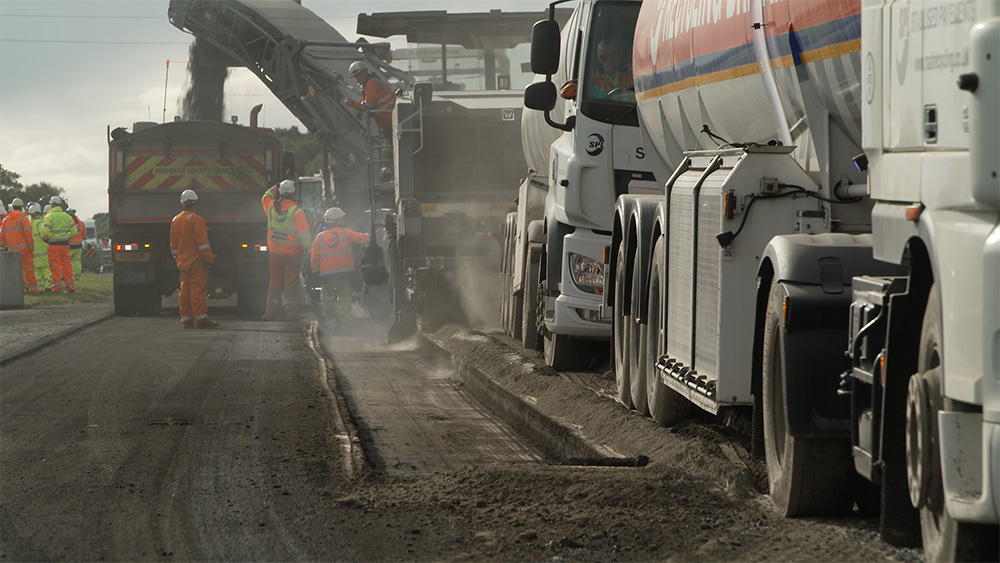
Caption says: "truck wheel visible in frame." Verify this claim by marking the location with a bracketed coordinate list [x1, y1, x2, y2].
[521, 245, 541, 351]
[628, 252, 649, 416]
[539, 277, 589, 371]
[910, 285, 1000, 562]
[645, 238, 689, 426]
[762, 279, 853, 516]
[136, 286, 161, 317]
[612, 240, 633, 408]
[113, 284, 137, 316]
[510, 291, 523, 342]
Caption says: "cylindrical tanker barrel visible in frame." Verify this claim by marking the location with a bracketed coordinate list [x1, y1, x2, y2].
[632, 0, 864, 181]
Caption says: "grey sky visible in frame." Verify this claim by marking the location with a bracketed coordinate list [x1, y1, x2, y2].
[0, 0, 549, 221]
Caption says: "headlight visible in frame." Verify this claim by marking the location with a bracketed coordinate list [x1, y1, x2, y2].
[568, 252, 604, 295]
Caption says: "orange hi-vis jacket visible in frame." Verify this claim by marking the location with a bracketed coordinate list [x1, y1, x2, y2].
[262, 187, 312, 255]
[0, 210, 35, 254]
[346, 75, 397, 133]
[69, 215, 85, 248]
[170, 210, 214, 270]
[310, 226, 370, 277]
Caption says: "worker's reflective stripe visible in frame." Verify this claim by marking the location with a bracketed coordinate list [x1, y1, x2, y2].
[6, 243, 26, 250]
[180, 316, 193, 321]
[198, 243, 211, 251]
[187, 214, 196, 221]
[319, 266, 353, 276]
[318, 246, 352, 258]
[194, 313, 209, 321]
[171, 248, 179, 255]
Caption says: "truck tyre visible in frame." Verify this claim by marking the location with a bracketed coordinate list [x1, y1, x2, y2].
[646, 238, 689, 426]
[910, 285, 1000, 563]
[762, 279, 853, 517]
[521, 244, 541, 351]
[628, 252, 649, 416]
[538, 277, 589, 371]
[113, 284, 137, 316]
[613, 239, 633, 408]
[510, 290, 523, 342]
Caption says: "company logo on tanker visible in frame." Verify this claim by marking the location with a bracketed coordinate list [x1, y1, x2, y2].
[634, 0, 861, 100]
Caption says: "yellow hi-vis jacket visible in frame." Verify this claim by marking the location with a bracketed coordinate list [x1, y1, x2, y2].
[41, 208, 78, 245]
[261, 187, 311, 255]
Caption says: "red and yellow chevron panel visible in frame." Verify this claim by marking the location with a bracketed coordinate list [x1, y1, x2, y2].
[124, 148, 268, 191]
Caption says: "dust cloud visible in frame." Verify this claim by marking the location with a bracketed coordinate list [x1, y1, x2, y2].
[451, 258, 501, 331]
[179, 37, 228, 122]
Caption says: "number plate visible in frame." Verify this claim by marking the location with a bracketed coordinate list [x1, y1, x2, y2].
[116, 252, 151, 262]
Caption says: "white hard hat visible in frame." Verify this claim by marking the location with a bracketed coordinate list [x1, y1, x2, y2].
[348, 61, 367, 77]
[27, 202, 42, 214]
[44, 204, 52, 214]
[278, 179, 296, 196]
[324, 207, 346, 223]
[49, 195, 64, 207]
[67, 208, 77, 215]
[0, 201, 6, 216]
[10, 198, 24, 208]
[180, 189, 199, 205]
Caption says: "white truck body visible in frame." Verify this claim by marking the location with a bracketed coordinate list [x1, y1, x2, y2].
[609, 0, 998, 558]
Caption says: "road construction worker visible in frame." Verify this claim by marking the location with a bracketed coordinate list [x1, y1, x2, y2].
[67, 207, 86, 277]
[170, 189, 218, 329]
[310, 207, 370, 329]
[27, 202, 50, 291]
[344, 61, 397, 136]
[0, 198, 39, 293]
[41, 196, 78, 293]
[261, 179, 312, 320]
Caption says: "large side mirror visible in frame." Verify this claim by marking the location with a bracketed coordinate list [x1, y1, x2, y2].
[524, 82, 557, 112]
[530, 19, 561, 75]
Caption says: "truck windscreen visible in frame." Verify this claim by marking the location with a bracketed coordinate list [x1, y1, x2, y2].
[579, 1, 640, 125]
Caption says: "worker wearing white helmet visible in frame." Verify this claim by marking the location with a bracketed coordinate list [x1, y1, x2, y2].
[260, 179, 312, 321]
[0, 200, 6, 220]
[170, 189, 218, 328]
[310, 206, 370, 330]
[27, 202, 51, 290]
[0, 197, 40, 293]
[343, 60, 396, 136]
[41, 194, 78, 292]
[66, 207, 86, 277]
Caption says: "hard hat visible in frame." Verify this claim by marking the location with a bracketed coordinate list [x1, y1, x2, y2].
[348, 61, 367, 77]
[0, 201, 6, 216]
[11, 198, 24, 207]
[324, 207, 346, 223]
[67, 208, 77, 215]
[49, 195, 64, 207]
[278, 179, 296, 196]
[27, 202, 41, 214]
[180, 189, 199, 205]
[43, 204, 52, 214]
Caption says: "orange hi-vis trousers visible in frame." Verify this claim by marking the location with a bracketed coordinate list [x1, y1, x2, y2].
[14, 248, 38, 293]
[48, 244, 74, 292]
[178, 263, 209, 323]
[266, 252, 303, 319]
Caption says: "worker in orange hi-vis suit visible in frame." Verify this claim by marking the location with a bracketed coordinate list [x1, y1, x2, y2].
[0, 198, 39, 293]
[261, 179, 312, 321]
[170, 189, 219, 329]
[41, 196, 78, 293]
[67, 207, 86, 277]
[310, 207, 369, 331]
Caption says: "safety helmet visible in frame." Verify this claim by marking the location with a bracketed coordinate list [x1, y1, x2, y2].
[67, 208, 77, 215]
[348, 61, 367, 77]
[27, 202, 42, 214]
[180, 189, 199, 205]
[278, 179, 296, 196]
[11, 197, 24, 208]
[49, 195, 64, 207]
[0, 201, 6, 216]
[43, 204, 52, 214]
[323, 207, 346, 223]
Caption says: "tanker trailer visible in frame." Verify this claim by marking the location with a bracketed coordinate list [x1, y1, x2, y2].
[609, 0, 998, 558]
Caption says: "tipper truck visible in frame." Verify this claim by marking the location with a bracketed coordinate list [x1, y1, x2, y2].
[500, 0, 656, 370]
[108, 119, 286, 316]
[607, 0, 998, 560]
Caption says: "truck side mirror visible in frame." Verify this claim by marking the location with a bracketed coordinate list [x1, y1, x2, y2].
[530, 19, 561, 75]
[524, 82, 557, 112]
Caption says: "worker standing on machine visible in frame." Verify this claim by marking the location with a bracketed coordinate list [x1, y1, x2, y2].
[170, 189, 218, 329]
[0, 198, 39, 293]
[27, 202, 49, 291]
[67, 207, 86, 277]
[41, 196, 77, 293]
[310, 207, 369, 331]
[261, 179, 312, 321]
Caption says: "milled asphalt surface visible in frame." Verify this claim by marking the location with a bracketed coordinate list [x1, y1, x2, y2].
[0, 300, 115, 365]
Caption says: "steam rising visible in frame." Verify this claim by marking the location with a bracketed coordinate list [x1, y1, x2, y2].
[180, 37, 228, 121]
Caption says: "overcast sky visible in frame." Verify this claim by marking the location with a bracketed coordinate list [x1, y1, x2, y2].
[0, 0, 547, 221]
